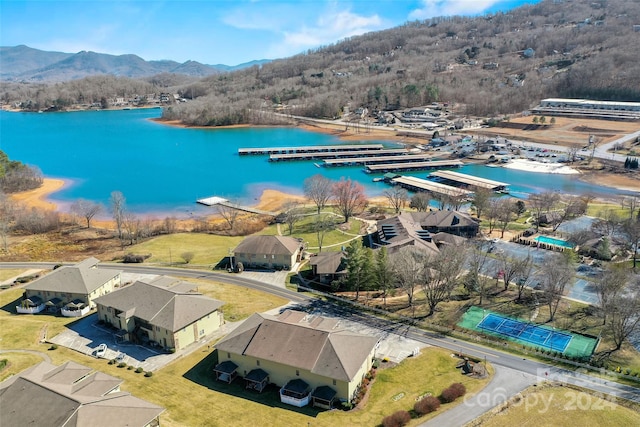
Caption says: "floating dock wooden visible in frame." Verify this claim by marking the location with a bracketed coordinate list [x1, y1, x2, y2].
[323, 153, 438, 167]
[269, 148, 408, 162]
[196, 196, 276, 216]
[365, 159, 463, 173]
[391, 175, 472, 198]
[239, 144, 384, 155]
[428, 170, 509, 191]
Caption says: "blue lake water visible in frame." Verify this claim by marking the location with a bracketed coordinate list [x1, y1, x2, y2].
[0, 109, 633, 217]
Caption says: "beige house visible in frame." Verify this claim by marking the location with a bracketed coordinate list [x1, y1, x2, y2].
[233, 235, 304, 270]
[0, 360, 164, 427]
[18, 257, 121, 317]
[214, 310, 378, 408]
[95, 276, 224, 351]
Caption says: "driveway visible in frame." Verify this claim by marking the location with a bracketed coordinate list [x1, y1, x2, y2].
[237, 270, 290, 288]
[49, 313, 236, 371]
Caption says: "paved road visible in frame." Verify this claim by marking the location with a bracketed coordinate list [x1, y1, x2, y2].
[3, 262, 640, 408]
[421, 365, 536, 427]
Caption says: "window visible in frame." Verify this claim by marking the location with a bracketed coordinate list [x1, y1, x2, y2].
[228, 353, 231, 359]
[271, 254, 275, 259]
[256, 360, 260, 366]
[333, 379, 337, 386]
[263, 254, 267, 258]
[296, 370, 299, 376]
[199, 329, 204, 336]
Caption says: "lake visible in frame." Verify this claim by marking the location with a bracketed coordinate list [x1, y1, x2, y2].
[0, 109, 631, 217]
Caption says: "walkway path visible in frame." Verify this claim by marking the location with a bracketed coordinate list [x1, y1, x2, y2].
[0, 349, 52, 363]
[420, 365, 537, 427]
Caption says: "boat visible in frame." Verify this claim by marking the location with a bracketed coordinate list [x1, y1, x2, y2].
[372, 177, 384, 182]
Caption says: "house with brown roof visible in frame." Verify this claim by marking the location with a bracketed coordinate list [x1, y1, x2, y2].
[0, 360, 164, 427]
[214, 309, 378, 408]
[94, 276, 224, 351]
[233, 235, 304, 271]
[308, 251, 347, 285]
[18, 257, 121, 317]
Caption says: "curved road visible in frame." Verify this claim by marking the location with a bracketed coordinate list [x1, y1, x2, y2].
[2, 262, 639, 408]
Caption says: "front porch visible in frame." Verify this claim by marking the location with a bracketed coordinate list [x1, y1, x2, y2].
[311, 385, 337, 409]
[280, 379, 311, 407]
[61, 300, 91, 317]
[244, 368, 269, 393]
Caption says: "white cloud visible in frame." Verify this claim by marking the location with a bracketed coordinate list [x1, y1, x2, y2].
[409, 0, 502, 20]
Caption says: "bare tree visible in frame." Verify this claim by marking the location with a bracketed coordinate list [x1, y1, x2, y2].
[464, 241, 492, 305]
[384, 187, 408, 214]
[528, 191, 560, 231]
[496, 197, 516, 238]
[110, 191, 126, 239]
[540, 255, 574, 322]
[332, 178, 368, 223]
[593, 267, 630, 325]
[314, 214, 335, 252]
[513, 252, 534, 301]
[607, 288, 640, 351]
[181, 251, 195, 264]
[622, 196, 639, 219]
[122, 212, 141, 245]
[303, 174, 333, 214]
[71, 198, 103, 229]
[567, 145, 579, 163]
[216, 203, 240, 231]
[0, 191, 14, 252]
[391, 246, 424, 311]
[621, 218, 640, 270]
[281, 200, 302, 235]
[591, 208, 622, 237]
[421, 244, 466, 315]
[550, 195, 588, 232]
[589, 136, 602, 163]
[410, 192, 431, 212]
[472, 187, 492, 219]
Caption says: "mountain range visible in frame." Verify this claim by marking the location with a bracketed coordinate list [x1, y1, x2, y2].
[0, 45, 268, 82]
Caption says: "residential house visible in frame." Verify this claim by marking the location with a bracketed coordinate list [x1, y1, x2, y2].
[308, 251, 347, 285]
[95, 276, 224, 351]
[0, 361, 164, 427]
[214, 310, 379, 408]
[233, 235, 304, 271]
[18, 257, 121, 317]
[419, 210, 479, 237]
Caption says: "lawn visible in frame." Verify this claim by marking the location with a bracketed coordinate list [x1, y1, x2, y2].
[126, 233, 245, 266]
[478, 384, 640, 427]
[0, 269, 24, 282]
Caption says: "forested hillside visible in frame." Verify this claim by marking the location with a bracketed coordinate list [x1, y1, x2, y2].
[2, 0, 639, 124]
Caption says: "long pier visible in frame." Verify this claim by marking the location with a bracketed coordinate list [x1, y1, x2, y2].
[196, 196, 276, 216]
[323, 153, 438, 167]
[365, 159, 463, 173]
[239, 144, 384, 155]
[269, 148, 409, 162]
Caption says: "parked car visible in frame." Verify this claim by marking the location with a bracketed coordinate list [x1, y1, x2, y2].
[115, 352, 125, 363]
[95, 343, 107, 358]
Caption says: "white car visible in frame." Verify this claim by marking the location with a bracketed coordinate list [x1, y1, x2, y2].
[95, 343, 107, 358]
[115, 352, 125, 363]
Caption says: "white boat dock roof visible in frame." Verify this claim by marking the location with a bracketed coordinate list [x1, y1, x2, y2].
[239, 144, 384, 155]
[365, 159, 463, 173]
[196, 196, 229, 206]
[428, 170, 509, 190]
[323, 153, 436, 166]
[269, 148, 408, 161]
[391, 176, 472, 198]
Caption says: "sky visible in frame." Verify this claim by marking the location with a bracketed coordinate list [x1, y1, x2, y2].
[1, 0, 541, 66]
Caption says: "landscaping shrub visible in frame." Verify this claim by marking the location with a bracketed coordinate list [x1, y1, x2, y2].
[440, 383, 466, 403]
[382, 410, 412, 427]
[135, 367, 144, 373]
[0, 359, 8, 370]
[123, 253, 150, 263]
[127, 365, 134, 370]
[108, 359, 116, 365]
[117, 362, 126, 368]
[414, 395, 441, 415]
[48, 344, 58, 351]
[144, 371, 153, 377]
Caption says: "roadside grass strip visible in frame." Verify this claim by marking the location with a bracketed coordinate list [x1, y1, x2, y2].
[459, 306, 598, 358]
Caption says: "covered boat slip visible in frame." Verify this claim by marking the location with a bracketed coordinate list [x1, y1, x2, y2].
[428, 170, 509, 191]
[269, 148, 409, 161]
[365, 159, 463, 173]
[392, 175, 472, 198]
[322, 153, 438, 167]
[238, 144, 384, 155]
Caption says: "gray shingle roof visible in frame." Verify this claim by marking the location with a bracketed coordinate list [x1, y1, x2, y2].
[0, 361, 164, 427]
[233, 235, 303, 256]
[216, 310, 378, 382]
[94, 277, 223, 332]
[24, 258, 120, 295]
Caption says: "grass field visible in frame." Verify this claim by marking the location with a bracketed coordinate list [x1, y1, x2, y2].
[478, 385, 640, 427]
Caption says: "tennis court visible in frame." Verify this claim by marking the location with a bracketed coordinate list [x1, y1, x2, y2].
[478, 313, 572, 352]
[458, 306, 598, 358]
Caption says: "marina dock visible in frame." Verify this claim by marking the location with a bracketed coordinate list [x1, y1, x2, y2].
[269, 148, 409, 162]
[239, 144, 384, 155]
[323, 153, 438, 167]
[365, 159, 463, 173]
[196, 196, 276, 216]
[391, 175, 472, 198]
[428, 170, 509, 192]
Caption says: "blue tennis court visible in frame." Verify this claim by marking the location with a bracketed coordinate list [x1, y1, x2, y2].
[478, 313, 572, 352]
